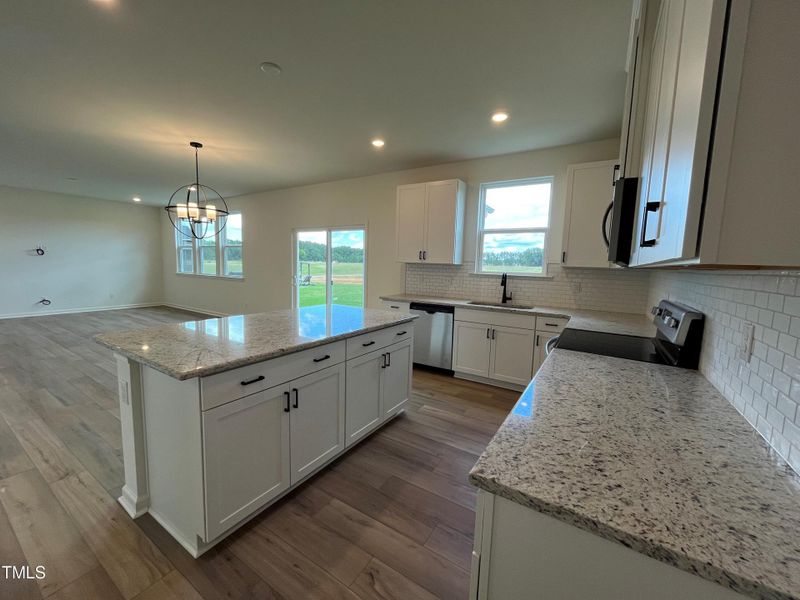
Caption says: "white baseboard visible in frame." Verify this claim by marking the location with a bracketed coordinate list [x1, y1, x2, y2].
[161, 303, 229, 318]
[0, 301, 163, 320]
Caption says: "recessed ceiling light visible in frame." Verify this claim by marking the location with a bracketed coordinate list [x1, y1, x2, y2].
[132, 196, 142, 202]
[371, 139, 385, 148]
[259, 61, 282, 76]
[491, 111, 509, 123]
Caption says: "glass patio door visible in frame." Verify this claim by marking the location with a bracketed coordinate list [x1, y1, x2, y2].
[294, 228, 365, 309]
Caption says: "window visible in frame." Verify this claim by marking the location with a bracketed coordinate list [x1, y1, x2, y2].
[294, 228, 365, 309]
[174, 212, 244, 278]
[476, 177, 553, 276]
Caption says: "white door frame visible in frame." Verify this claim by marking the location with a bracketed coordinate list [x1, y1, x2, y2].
[292, 226, 367, 309]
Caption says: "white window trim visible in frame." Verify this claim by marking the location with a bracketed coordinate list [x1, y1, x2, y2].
[174, 212, 244, 279]
[475, 176, 554, 277]
[291, 225, 367, 309]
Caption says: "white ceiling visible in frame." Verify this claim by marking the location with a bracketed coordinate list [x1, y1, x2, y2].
[0, 0, 631, 204]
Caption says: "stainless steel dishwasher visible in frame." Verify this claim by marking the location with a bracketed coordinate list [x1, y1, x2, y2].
[409, 302, 454, 370]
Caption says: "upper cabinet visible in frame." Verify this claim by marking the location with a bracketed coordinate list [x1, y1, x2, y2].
[396, 179, 466, 264]
[620, 0, 800, 268]
[562, 160, 619, 268]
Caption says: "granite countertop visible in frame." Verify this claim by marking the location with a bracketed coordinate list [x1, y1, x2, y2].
[95, 305, 416, 380]
[380, 293, 656, 337]
[469, 349, 800, 600]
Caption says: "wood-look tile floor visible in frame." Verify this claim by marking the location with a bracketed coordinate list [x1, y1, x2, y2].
[0, 307, 518, 600]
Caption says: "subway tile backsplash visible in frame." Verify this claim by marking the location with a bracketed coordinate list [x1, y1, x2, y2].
[649, 271, 800, 474]
[405, 262, 651, 314]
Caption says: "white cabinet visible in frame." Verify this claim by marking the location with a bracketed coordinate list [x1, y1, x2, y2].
[488, 326, 536, 387]
[345, 351, 384, 445]
[288, 364, 345, 485]
[381, 299, 411, 312]
[382, 340, 412, 417]
[396, 179, 466, 264]
[562, 160, 619, 268]
[453, 311, 537, 389]
[203, 385, 290, 541]
[453, 321, 493, 377]
[533, 331, 558, 375]
[345, 339, 412, 446]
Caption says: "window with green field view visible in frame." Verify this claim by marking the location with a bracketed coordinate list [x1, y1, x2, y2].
[295, 228, 365, 308]
[174, 213, 243, 278]
[477, 177, 553, 275]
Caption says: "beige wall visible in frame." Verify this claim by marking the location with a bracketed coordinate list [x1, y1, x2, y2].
[161, 138, 620, 315]
[0, 186, 163, 318]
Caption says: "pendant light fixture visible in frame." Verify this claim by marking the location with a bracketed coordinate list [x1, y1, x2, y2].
[165, 141, 230, 240]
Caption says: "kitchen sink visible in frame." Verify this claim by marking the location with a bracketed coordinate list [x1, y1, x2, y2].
[467, 301, 535, 310]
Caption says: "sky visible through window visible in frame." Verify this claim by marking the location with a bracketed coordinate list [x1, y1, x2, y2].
[483, 182, 550, 254]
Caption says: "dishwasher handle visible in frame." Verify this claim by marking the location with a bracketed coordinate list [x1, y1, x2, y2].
[409, 302, 454, 314]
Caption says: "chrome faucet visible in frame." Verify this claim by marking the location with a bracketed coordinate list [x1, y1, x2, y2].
[500, 273, 513, 304]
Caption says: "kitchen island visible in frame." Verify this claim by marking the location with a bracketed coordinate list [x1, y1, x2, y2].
[96, 305, 416, 557]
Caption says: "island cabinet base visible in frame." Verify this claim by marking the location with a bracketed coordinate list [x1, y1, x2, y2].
[470, 490, 749, 600]
[113, 327, 412, 557]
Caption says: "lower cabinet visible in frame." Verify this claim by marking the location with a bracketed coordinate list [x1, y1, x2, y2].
[453, 318, 534, 388]
[288, 365, 345, 484]
[345, 339, 412, 446]
[203, 363, 345, 540]
[203, 385, 291, 541]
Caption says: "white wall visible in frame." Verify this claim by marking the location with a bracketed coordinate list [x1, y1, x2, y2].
[161, 138, 621, 314]
[650, 270, 800, 473]
[0, 186, 163, 318]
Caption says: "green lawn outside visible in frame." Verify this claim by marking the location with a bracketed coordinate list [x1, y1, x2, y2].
[298, 283, 364, 307]
[298, 261, 363, 277]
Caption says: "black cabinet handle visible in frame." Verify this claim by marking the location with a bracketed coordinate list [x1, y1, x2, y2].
[418, 250, 423, 260]
[491, 329, 496, 340]
[284, 391, 290, 413]
[544, 322, 559, 327]
[313, 354, 331, 363]
[292, 388, 299, 409]
[640, 201, 661, 247]
[422, 250, 427, 260]
[397, 331, 407, 335]
[390, 305, 400, 309]
[241, 375, 265, 386]
[536, 334, 540, 346]
[362, 341, 376, 347]
[486, 327, 491, 339]
[381, 353, 387, 369]
[386, 352, 391, 367]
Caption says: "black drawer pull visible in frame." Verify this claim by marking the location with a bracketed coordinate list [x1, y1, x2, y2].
[284, 391, 290, 412]
[397, 331, 407, 336]
[362, 341, 376, 347]
[313, 354, 331, 363]
[390, 305, 400, 309]
[544, 322, 559, 327]
[241, 375, 265, 386]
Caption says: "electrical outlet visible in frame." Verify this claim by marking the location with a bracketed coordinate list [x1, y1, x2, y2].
[740, 322, 755, 363]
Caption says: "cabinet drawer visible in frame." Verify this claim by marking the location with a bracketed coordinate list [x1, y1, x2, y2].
[535, 317, 569, 334]
[381, 300, 411, 312]
[454, 308, 536, 330]
[201, 340, 346, 411]
[346, 324, 412, 359]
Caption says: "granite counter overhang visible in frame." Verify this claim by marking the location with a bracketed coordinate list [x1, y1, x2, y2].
[95, 306, 417, 381]
[380, 293, 656, 338]
[469, 349, 800, 600]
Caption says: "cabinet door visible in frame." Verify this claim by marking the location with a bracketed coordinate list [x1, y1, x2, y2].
[453, 321, 492, 377]
[488, 326, 536, 386]
[633, 0, 723, 266]
[424, 180, 464, 264]
[533, 331, 558, 375]
[289, 364, 345, 485]
[382, 340, 412, 418]
[563, 161, 618, 268]
[345, 350, 384, 446]
[396, 184, 426, 262]
[203, 385, 290, 541]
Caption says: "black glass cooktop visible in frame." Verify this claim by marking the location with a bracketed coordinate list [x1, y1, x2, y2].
[555, 328, 666, 364]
